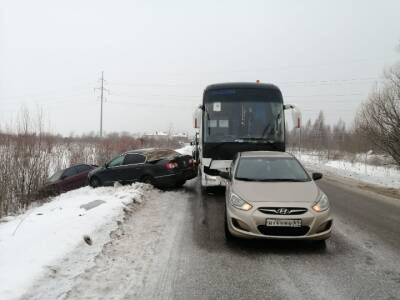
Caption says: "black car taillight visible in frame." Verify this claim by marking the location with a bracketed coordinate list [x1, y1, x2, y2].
[164, 161, 178, 170]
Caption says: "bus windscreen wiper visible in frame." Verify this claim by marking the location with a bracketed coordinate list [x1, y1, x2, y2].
[234, 137, 276, 143]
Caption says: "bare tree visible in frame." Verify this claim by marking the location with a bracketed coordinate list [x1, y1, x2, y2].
[355, 65, 400, 166]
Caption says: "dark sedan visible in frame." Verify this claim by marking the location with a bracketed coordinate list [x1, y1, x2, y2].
[88, 148, 197, 189]
[39, 164, 97, 197]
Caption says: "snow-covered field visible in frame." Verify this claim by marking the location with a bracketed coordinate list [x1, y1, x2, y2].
[178, 144, 400, 189]
[0, 183, 149, 300]
[175, 144, 193, 156]
[296, 152, 400, 189]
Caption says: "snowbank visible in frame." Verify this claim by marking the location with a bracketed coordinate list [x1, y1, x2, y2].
[0, 183, 147, 300]
[297, 153, 400, 189]
[176, 144, 193, 156]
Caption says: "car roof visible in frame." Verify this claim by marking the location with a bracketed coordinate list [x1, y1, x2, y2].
[124, 148, 178, 155]
[239, 151, 294, 158]
[204, 82, 281, 92]
[125, 148, 154, 155]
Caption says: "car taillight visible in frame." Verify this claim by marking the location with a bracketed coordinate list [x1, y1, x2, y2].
[165, 161, 178, 170]
[188, 159, 194, 166]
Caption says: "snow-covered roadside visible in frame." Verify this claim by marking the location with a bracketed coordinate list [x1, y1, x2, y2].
[175, 144, 193, 156]
[296, 153, 400, 189]
[0, 183, 148, 300]
[177, 144, 400, 189]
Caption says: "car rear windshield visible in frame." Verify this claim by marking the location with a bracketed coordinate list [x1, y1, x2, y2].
[235, 157, 310, 182]
[146, 149, 180, 161]
[48, 170, 64, 183]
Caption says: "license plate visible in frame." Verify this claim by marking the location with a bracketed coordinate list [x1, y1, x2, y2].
[266, 219, 302, 227]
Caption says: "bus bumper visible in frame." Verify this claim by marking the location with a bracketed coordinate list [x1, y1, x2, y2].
[201, 172, 225, 187]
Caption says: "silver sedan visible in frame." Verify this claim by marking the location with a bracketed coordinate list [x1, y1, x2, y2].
[220, 151, 332, 244]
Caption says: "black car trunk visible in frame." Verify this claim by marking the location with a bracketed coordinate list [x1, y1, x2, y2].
[173, 155, 193, 169]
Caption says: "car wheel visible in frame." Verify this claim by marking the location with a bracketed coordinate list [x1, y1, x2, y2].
[175, 180, 186, 188]
[90, 177, 101, 188]
[141, 175, 154, 186]
[314, 239, 327, 249]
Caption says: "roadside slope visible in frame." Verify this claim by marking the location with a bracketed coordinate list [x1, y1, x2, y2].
[0, 184, 148, 300]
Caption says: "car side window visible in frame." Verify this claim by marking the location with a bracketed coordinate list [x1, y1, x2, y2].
[76, 165, 91, 173]
[123, 154, 146, 165]
[108, 156, 125, 168]
[63, 167, 78, 178]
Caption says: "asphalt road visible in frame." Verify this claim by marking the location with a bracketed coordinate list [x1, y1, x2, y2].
[26, 176, 400, 300]
[139, 177, 400, 300]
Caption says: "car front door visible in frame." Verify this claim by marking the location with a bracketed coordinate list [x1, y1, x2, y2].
[104, 155, 126, 184]
[74, 164, 92, 187]
[120, 154, 146, 183]
[59, 166, 81, 192]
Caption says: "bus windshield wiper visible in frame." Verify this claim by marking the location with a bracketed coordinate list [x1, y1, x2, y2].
[234, 137, 275, 143]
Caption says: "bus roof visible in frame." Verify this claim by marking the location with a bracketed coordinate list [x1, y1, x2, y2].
[204, 82, 281, 92]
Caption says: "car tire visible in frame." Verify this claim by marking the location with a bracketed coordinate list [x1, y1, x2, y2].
[141, 175, 154, 186]
[175, 180, 186, 188]
[314, 239, 327, 249]
[90, 177, 101, 188]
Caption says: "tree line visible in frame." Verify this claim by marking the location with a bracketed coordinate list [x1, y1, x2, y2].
[0, 111, 187, 217]
[287, 64, 400, 166]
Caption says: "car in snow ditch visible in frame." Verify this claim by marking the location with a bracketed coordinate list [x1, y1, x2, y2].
[88, 148, 197, 189]
[38, 164, 98, 197]
[219, 151, 332, 246]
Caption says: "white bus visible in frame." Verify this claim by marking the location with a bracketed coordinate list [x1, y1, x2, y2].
[193, 82, 300, 189]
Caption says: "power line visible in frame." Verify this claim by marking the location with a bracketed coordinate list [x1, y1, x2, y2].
[103, 55, 397, 76]
[108, 76, 381, 89]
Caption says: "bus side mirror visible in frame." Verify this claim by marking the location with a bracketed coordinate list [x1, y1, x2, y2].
[312, 172, 323, 181]
[219, 171, 231, 180]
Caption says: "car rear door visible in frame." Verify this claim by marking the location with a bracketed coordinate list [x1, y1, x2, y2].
[59, 166, 81, 192]
[74, 165, 92, 187]
[120, 154, 146, 183]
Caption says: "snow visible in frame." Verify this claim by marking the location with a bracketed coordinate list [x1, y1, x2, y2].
[176, 144, 193, 156]
[0, 183, 148, 300]
[297, 153, 400, 189]
[177, 144, 400, 189]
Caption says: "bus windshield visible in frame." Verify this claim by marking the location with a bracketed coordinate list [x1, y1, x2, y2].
[203, 88, 284, 143]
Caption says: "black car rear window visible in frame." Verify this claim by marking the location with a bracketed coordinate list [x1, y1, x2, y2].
[124, 154, 146, 165]
[146, 149, 179, 161]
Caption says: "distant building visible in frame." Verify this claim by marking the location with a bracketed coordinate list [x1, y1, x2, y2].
[143, 131, 169, 139]
[142, 131, 189, 141]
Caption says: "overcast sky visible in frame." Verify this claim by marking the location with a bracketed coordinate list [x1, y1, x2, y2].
[1, 0, 399, 136]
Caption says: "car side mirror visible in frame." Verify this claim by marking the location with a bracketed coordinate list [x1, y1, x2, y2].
[104, 163, 109, 168]
[312, 172, 323, 181]
[219, 171, 231, 180]
[60, 175, 67, 180]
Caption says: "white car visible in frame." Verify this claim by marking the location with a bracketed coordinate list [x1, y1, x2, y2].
[220, 151, 332, 244]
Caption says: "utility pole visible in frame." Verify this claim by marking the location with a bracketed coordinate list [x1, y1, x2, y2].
[100, 71, 104, 137]
[95, 71, 107, 137]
